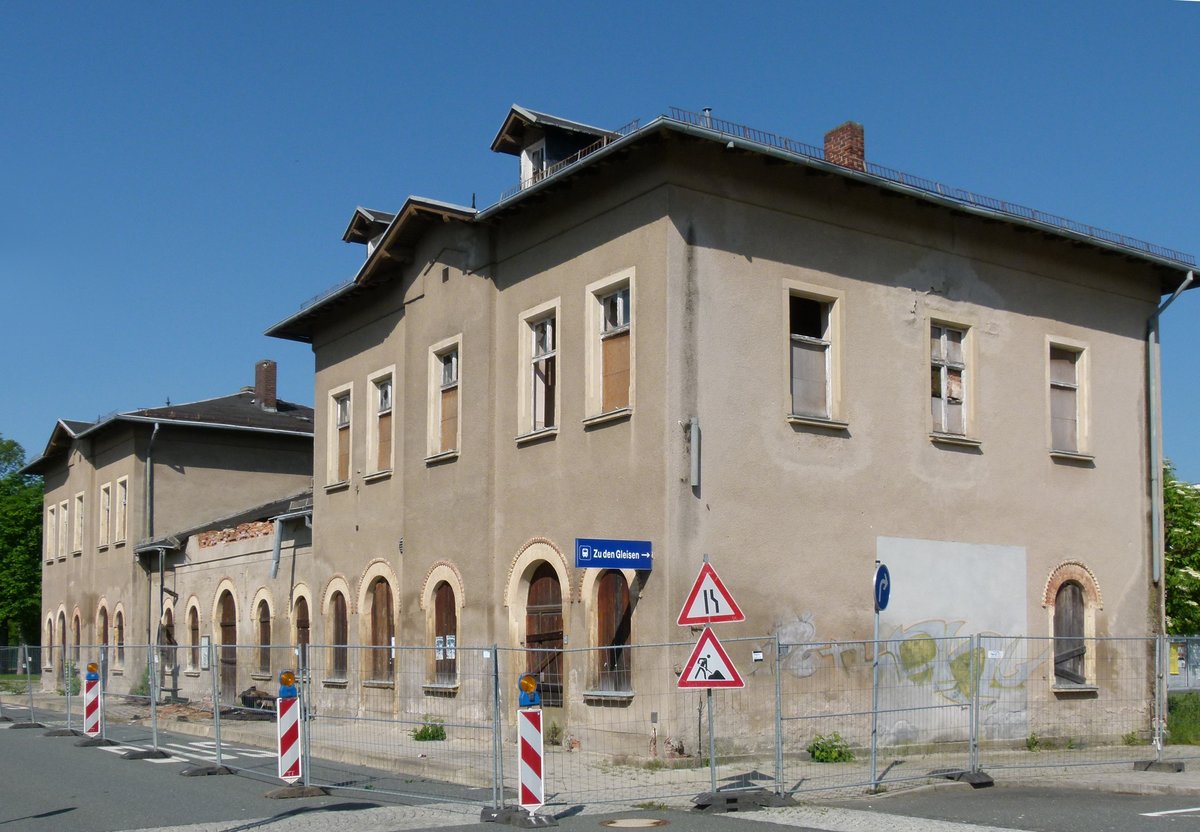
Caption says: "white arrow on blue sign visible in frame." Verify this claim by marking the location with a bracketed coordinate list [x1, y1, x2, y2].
[874, 563, 891, 612]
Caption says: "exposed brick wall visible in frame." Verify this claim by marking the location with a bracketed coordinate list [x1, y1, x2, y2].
[824, 121, 865, 171]
[198, 520, 273, 548]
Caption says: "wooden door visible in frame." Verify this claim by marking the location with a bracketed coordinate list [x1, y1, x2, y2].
[597, 571, 632, 691]
[526, 564, 563, 707]
[1054, 582, 1085, 684]
[219, 592, 237, 702]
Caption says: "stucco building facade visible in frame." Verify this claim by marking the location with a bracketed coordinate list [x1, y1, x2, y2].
[261, 105, 1195, 741]
[26, 361, 313, 688]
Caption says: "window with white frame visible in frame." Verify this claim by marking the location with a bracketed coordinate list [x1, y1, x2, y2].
[45, 505, 55, 562]
[368, 370, 394, 473]
[115, 478, 128, 543]
[789, 295, 833, 419]
[72, 492, 84, 553]
[427, 336, 462, 457]
[930, 324, 968, 435]
[58, 500, 68, 557]
[99, 483, 111, 548]
[519, 300, 561, 437]
[328, 387, 352, 484]
[531, 317, 557, 431]
[1049, 345, 1083, 453]
[585, 271, 635, 418]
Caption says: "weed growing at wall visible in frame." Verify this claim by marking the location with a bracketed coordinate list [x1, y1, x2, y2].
[807, 732, 854, 763]
[412, 716, 446, 741]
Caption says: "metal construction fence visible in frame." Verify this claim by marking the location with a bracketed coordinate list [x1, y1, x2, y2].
[3, 634, 1198, 808]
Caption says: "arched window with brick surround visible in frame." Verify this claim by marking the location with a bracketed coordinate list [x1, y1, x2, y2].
[1044, 562, 1102, 688]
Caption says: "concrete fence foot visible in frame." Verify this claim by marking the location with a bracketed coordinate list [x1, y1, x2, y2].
[264, 785, 328, 799]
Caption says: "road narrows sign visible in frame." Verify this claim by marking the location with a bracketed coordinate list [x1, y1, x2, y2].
[277, 696, 302, 784]
[677, 627, 745, 689]
[677, 562, 745, 626]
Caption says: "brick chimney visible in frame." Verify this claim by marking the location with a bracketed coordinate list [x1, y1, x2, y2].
[255, 360, 278, 411]
[824, 121, 865, 171]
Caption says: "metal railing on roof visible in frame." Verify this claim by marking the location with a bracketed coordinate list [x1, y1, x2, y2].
[299, 277, 356, 312]
[497, 118, 642, 202]
[664, 107, 1194, 267]
[489, 106, 1192, 268]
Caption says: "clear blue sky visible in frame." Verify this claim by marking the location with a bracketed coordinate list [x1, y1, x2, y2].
[3, 2, 1199, 478]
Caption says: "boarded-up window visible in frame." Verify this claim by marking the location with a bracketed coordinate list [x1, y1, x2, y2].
[294, 597, 310, 666]
[1054, 581, 1086, 684]
[335, 394, 351, 482]
[376, 377, 392, 471]
[931, 325, 967, 435]
[98, 608, 108, 646]
[790, 296, 831, 418]
[189, 607, 200, 669]
[115, 611, 124, 666]
[434, 581, 457, 684]
[526, 563, 564, 707]
[601, 288, 630, 412]
[1050, 347, 1080, 452]
[531, 317, 557, 431]
[439, 350, 459, 453]
[331, 592, 348, 678]
[257, 600, 271, 674]
[369, 578, 394, 681]
[597, 571, 632, 691]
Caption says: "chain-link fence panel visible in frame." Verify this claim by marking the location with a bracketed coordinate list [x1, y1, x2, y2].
[497, 637, 780, 808]
[0, 646, 40, 723]
[303, 643, 502, 804]
[976, 636, 1156, 772]
[779, 635, 974, 796]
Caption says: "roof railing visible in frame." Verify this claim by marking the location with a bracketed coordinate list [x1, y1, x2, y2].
[664, 107, 1194, 267]
[489, 106, 1192, 267]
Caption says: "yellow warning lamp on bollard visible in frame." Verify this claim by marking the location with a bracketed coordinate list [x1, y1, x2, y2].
[279, 669, 298, 700]
[518, 673, 540, 707]
[85, 662, 100, 682]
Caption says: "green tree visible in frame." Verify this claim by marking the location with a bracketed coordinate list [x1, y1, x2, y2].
[1165, 462, 1200, 634]
[0, 435, 42, 645]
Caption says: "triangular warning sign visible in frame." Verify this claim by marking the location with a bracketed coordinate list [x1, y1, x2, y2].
[677, 562, 745, 626]
[678, 627, 744, 689]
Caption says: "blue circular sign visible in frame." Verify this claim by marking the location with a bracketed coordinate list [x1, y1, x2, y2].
[874, 563, 891, 612]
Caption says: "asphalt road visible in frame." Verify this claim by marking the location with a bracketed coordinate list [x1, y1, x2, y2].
[8, 712, 1200, 832]
[826, 785, 1200, 831]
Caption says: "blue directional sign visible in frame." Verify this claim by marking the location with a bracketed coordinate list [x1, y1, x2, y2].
[874, 563, 891, 612]
[575, 538, 653, 570]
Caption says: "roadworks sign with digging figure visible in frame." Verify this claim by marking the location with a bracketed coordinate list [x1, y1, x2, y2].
[677, 627, 744, 689]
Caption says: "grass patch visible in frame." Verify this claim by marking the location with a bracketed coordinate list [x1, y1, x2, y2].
[1168, 692, 1200, 744]
[0, 674, 29, 695]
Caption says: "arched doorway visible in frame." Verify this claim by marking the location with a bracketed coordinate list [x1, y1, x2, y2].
[293, 597, 310, 666]
[526, 563, 563, 707]
[56, 612, 66, 677]
[218, 591, 237, 702]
